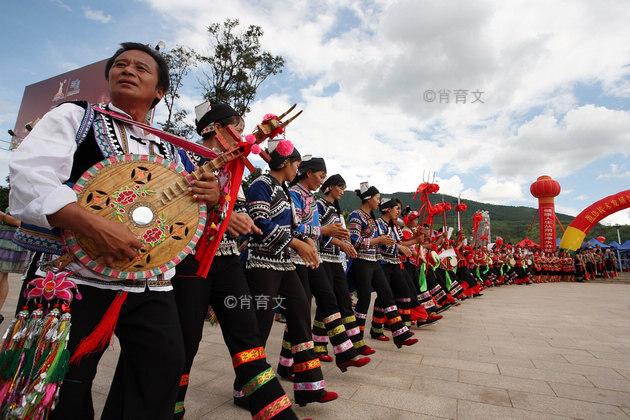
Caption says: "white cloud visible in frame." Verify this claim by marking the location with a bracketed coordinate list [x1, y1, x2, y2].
[434, 175, 465, 198]
[555, 204, 580, 217]
[486, 105, 630, 181]
[143, 0, 630, 213]
[50, 0, 71, 12]
[462, 176, 526, 204]
[597, 163, 630, 180]
[83, 7, 112, 24]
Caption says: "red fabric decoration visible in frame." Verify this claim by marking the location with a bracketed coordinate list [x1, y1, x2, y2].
[472, 211, 483, 238]
[195, 145, 250, 277]
[413, 182, 440, 227]
[70, 291, 127, 365]
[455, 203, 468, 212]
[413, 182, 440, 200]
[262, 114, 285, 138]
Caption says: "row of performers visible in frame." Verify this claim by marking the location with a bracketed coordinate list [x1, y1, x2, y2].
[1, 42, 582, 420]
[177, 102, 567, 416]
[574, 248, 619, 280]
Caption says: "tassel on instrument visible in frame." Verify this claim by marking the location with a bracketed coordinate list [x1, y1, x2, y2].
[195, 158, 246, 277]
[69, 291, 127, 365]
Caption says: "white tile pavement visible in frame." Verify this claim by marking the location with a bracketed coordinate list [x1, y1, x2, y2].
[2, 273, 630, 419]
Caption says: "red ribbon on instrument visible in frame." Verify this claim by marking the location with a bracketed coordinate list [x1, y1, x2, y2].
[194, 142, 253, 277]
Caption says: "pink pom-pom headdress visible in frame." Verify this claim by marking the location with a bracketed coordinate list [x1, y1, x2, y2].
[268, 138, 295, 157]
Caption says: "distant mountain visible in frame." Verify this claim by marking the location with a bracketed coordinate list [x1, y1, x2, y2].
[336, 191, 630, 244]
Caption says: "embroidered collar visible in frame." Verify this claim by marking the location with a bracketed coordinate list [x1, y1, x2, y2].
[107, 103, 134, 119]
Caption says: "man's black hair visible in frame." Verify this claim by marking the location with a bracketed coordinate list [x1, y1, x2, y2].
[105, 42, 170, 108]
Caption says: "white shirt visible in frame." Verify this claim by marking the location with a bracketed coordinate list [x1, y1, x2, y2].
[9, 102, 175, 292]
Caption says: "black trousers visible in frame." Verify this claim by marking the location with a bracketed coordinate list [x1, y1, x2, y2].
[348, 259, 412, 346]
[376, 264, 416, 327]
[278, 264, 356, 373]
[16, 260, 185, 420]
[426, 268, 447, 304]
[457, 265, 477, 287]
[403, 262, 420, 294]
[172, 255, 294, 419]
[246, 267, 326, 401]
[322, 261, 367, 352]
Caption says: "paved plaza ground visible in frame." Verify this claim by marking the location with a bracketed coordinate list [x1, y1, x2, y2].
[3, 274, 630, 419]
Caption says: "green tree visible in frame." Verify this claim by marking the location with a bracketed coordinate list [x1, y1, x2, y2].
[0, 184, 8, 211]
[198, 19, 285, 115]
[159, 46, 197, 139]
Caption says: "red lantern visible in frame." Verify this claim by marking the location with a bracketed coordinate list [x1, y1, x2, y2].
[530, 176, 561, 199]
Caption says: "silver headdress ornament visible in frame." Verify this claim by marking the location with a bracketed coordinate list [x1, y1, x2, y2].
[194, 101, 212, 122]
[194, 101, 214, 136]
[359, 182, 370, 194]
[267, 138, 281, 153]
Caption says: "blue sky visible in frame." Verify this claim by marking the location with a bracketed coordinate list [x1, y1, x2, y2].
[1, 0, 629, 226]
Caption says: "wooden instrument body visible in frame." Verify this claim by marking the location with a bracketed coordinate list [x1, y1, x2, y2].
[62, 105, 302, 280]
[64, 154, 206, 280]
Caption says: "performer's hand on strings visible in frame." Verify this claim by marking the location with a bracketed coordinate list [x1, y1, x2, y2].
[321, 223, 349, 240]
[92, 217, 144, 266]
[189, 172, 220, 205]
[48, 203, 143, 266]
[227, 213, 262, 236]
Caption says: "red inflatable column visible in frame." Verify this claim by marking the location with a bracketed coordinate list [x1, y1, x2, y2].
[530, 175, 561, 253]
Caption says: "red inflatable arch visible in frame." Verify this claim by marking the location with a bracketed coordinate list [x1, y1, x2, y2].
[560, 189, 630, 251]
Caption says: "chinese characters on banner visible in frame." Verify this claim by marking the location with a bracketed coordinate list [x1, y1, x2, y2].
[540, 204, 557, 253]
[583, 192, 630, 230]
